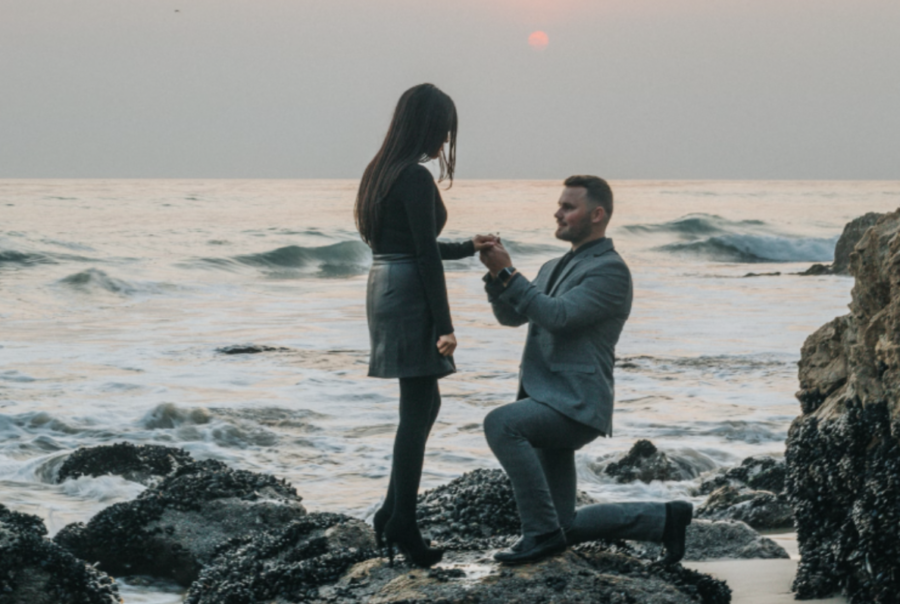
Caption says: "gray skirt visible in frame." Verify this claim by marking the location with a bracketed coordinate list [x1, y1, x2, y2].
[366, 253, 455, 379]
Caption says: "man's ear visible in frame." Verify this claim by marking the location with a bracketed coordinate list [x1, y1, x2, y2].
[592, 206, 607, 225]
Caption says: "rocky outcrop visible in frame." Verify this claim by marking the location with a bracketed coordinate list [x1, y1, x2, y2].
[698, 456, 786, 495]
[696, 487, 792, 530]
[54, 459, 306, 586]
[603, 440, 694, 484]
[184, 513, 376, 604]
[696, 456, 792, 530]
[216, 344, 291, 355]
[57, 442, 194, 486]
[0, 504, 120, 604]
[188, 540, 731, 604]
[801, 211, 885, 276]
[786, 209, 900, 602]
[631, 519, 788, 562]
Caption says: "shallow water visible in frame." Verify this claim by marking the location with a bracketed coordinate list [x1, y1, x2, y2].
[1, 178, 897, 600]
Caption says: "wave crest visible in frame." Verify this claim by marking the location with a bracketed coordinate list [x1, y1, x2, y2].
[58, 268, 136, 294]
[658, 234, 837, 263]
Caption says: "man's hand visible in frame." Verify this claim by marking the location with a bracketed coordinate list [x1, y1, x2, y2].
[437, 333, 457, 356]
[480, 242, 513, 277]
[472, 234, 499, 252]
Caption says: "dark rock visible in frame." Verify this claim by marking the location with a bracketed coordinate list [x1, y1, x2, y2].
[216, 344, 291, 355]
[415, 468, 521, 539]
[57, 442, 194, 486]
[184, 512, 376, 604]
[54, 459, 306, 586]
[799, 212, 885, 276]
[786, 209, 900, 602]
[0, 503, 120, 604]
[630, 519, 788, 562]
[832, 211, 885, 274]
[742, 271, 782, 277]
[696, 486, 793, 530]
[799, 263, 834, 276]
[604, 440, 694, 483]
[698, 456, 786, 495]
[191, 545, 730, 604]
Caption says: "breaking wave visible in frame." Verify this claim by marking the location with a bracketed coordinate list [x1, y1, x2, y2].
[623, 214, 767, 236]
[57, 269, 137, 295]
[657, 234, 837, 263]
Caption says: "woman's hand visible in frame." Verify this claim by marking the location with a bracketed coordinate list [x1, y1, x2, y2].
[437, 333, 457, 356]
[472, 234, 499, 252]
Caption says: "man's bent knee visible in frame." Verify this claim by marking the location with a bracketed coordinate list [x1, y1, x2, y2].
[483, 405, 512, 447]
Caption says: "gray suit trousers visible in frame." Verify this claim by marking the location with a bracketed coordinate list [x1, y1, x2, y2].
[484, 398, 666, 542]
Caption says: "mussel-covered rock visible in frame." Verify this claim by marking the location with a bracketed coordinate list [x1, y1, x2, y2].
[57, 442, 194, 486]
[53, 459, 306, 586]
[787, 209, 900, 602]
[630, 519, 788, 562]
[184, 512, 376, 604]
[697, 456, 786, 495]
[415, 468, 521, 539]
[0, 503, 121, 604]
[189, 543, 731, 604]
[603, 440, 694, 484]
[695, 457, 791, 530]
[414, 468, 596, 541]
[695, 486, 793, 530]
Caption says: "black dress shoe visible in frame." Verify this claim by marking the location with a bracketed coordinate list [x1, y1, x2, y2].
[494, 529, 567, 564]
[661, 501, 693, 565]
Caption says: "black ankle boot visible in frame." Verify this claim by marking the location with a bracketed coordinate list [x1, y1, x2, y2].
[384, 518, 443, 568]
[661, 501, 693, 565]
[373, 506, 392, 549]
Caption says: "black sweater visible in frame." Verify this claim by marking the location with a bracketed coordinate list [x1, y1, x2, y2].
[371, 164, 475, 335]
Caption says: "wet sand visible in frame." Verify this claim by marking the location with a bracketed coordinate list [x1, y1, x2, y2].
[684, 533, 848, 604]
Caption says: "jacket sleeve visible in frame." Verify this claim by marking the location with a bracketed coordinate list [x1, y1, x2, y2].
[399, 166, 455, 335]
[484, 272, 529, 327]
[495, 259, 631, 334]
[438, 239, 476, 260]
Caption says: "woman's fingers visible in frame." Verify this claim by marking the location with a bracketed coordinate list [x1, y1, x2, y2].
[437, 334, 457, 356]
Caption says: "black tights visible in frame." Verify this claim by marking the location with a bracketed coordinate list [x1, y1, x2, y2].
[376, 376, 441, 534]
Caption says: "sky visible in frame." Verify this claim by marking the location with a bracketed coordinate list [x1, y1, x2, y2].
[1, 0, 898, 179]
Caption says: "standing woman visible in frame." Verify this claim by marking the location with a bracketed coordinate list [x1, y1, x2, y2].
[355, 83, 493, 568]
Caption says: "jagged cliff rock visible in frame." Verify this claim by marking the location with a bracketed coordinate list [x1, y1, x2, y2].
[801, 211, 885, 276]
[786, 209, 900, 603]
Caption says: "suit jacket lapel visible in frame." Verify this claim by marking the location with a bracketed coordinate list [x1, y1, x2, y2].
[548, 238, 615, 297]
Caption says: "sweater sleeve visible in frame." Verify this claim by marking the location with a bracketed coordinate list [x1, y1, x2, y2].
[438, 239, 476, 260]
[398, 166, 455, 335]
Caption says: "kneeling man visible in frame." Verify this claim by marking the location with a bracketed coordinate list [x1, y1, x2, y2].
[480, 175, 692, 564]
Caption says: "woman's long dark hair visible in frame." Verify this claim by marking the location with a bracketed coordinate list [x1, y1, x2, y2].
[355, 83, 458, 245]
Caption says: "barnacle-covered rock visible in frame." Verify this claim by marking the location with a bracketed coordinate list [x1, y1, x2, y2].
[698, 456, 786, 495]
[0, 503, 121, 604]
[630, 519, 788, 562]
[695, 486, 793, 530]
[57, 442, 194, 486]
[53, 459, 306, 586]
[414, 468, 595, 541]
[286, 548, 729, 604]
[787, 209, 900, 602]
[184, 512, 376, 604]
[603, 440, 694, 484]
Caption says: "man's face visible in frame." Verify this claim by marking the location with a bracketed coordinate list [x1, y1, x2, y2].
[554, 186, 596, 244]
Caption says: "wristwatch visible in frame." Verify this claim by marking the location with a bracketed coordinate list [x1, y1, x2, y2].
[497, 266, 517, 285]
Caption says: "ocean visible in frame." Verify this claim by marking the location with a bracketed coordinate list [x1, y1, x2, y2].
[1, 179, 897, 602]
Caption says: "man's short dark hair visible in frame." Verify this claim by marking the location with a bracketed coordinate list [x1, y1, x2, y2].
[564, 175, 613, 224]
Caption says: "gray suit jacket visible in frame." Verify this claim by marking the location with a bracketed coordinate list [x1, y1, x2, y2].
[485, 238, 632, 435]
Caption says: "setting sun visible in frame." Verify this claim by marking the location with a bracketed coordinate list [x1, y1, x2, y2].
[528, 30, 549, 50]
